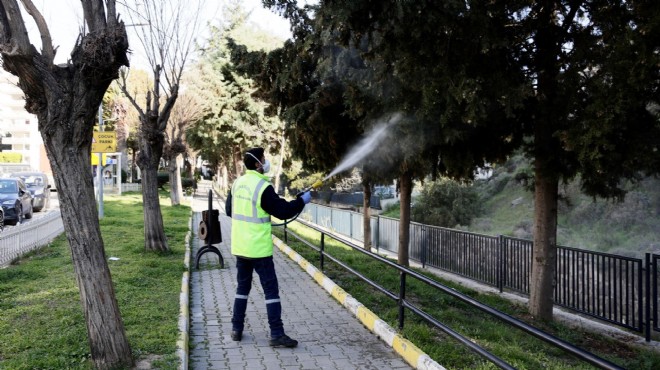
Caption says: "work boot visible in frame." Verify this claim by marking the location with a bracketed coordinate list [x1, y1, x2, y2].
[269, 334, 298, 348]
[231, 330, 242, 341]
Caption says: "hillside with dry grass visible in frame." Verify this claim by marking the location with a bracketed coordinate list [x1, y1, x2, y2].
[468, 155, 660, 258]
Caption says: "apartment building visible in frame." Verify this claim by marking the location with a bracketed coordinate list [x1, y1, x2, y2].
[0, 69, 51, 176]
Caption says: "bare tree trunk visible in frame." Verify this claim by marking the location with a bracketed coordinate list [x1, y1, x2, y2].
[175, 155, 184, 199]
[187, 154, 195, 179]
[137, 126, 169, 251]
[0, 2, 133, 367]
[528, 6, 560, 321]
[362, 180, 372, 251]
[140, 163, 168, 251]
[46, 137, 133, 368]
[131, 149, 138, 182]
[168, 156, 182, 205]
[398, 171, 412, 266]
[118, 0, 203, 249]
[221, 164, 229, 193]
[529, 168, 558, 320]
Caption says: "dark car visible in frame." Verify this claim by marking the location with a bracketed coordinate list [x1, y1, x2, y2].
[9, 172, 51, 211]
[0, 178, 33, 225]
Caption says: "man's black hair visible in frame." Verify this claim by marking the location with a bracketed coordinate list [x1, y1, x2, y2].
[244, 147, 265, 170]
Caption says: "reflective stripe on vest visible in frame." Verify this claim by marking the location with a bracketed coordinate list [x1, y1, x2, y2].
[232, 179, 270, 224]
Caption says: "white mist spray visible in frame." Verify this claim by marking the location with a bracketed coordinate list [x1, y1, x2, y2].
[324, 113, 401, 181]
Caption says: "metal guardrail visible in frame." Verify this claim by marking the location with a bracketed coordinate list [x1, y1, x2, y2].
[0, 211, 65, 267]
[121, 183, 142, 192]
[299, 203, 650, 337]
[281, 219, 624, 369]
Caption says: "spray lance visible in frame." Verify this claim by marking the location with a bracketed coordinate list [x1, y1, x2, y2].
[273, 178, 326, 227]
[296, 179, 324, 198]
[273, 120, 395, 226]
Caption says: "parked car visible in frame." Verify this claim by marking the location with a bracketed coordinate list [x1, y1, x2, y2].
[9, 171, 51, 211]
[0, 178, 33, 225]
[47, 174, 57, 192]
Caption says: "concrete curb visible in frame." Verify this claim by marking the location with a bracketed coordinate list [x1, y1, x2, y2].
[273, 236, 446, 370]
[177, 212, 193, 370]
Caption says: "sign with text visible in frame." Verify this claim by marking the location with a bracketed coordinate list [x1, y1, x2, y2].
[92, 131, 116, 153]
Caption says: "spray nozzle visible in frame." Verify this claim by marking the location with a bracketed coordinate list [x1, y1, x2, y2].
[297, 179, 325, 199]
[310, 179, 323, 190]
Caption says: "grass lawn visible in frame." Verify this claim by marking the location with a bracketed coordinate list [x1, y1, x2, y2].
[0, 192, 190, 370]
[273, 221, 660, 369]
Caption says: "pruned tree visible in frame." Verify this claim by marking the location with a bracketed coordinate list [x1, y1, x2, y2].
[0, 0, 133, 368]
[117, 0, 204, 251]
[163, 92, 202, 204]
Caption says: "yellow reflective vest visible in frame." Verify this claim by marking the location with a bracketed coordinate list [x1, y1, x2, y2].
[230, 170, 272, 258]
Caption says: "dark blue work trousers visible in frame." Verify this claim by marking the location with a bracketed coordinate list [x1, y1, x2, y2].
[231, 256, 284, 338]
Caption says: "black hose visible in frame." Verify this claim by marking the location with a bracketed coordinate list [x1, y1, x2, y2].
[271, 187, 315, 227]
[271, 213, 301, 227]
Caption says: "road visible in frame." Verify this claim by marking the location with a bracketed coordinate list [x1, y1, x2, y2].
[3, 191, 60, 230]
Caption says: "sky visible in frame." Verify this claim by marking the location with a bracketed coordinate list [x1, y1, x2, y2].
[25, 0, 294, 67]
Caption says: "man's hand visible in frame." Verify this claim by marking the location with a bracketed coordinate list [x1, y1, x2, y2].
[300, 191, 312, 204]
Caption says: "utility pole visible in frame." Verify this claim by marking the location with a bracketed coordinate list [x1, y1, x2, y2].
[97, 105, 104, 218]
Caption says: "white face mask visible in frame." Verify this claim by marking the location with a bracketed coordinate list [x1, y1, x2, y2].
[246, 152, 271, 174]
[261, 159, 271, 174]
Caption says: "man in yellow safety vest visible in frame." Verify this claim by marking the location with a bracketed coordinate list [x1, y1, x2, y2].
[225, 147, 311, 348]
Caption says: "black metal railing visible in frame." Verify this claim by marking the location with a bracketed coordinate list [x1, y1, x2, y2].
[554, 247, 643, 332]
[498, 237, 644, 332]
[648, 254, 660, 341]
[299, 205, 655, 338]
[280, 220, 624, 370]
[500, 236, 532, 294]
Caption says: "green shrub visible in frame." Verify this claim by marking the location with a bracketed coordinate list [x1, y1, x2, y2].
[181, 177, 194, 189]
[157, 172, 169, 188]
[412, 178, 481, 228]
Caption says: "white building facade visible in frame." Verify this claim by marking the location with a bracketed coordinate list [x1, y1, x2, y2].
[0, 69, 50, 176]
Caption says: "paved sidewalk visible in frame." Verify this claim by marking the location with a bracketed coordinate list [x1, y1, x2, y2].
[188, 182, 413, 370]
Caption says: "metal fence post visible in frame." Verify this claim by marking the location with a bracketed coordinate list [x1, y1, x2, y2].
[654, 255, 658, 339]
[498, 235, 504, 293]
[330, 208, 334, 230]
[320, 233, 325, 272]
[421, 227, 427, 268]
[376, 216, 380, 253]
[398, 270, 407, 330]
[646, 253, 651, 341]
[349, 212, 353, 239]
[284, 222, 288, 244]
